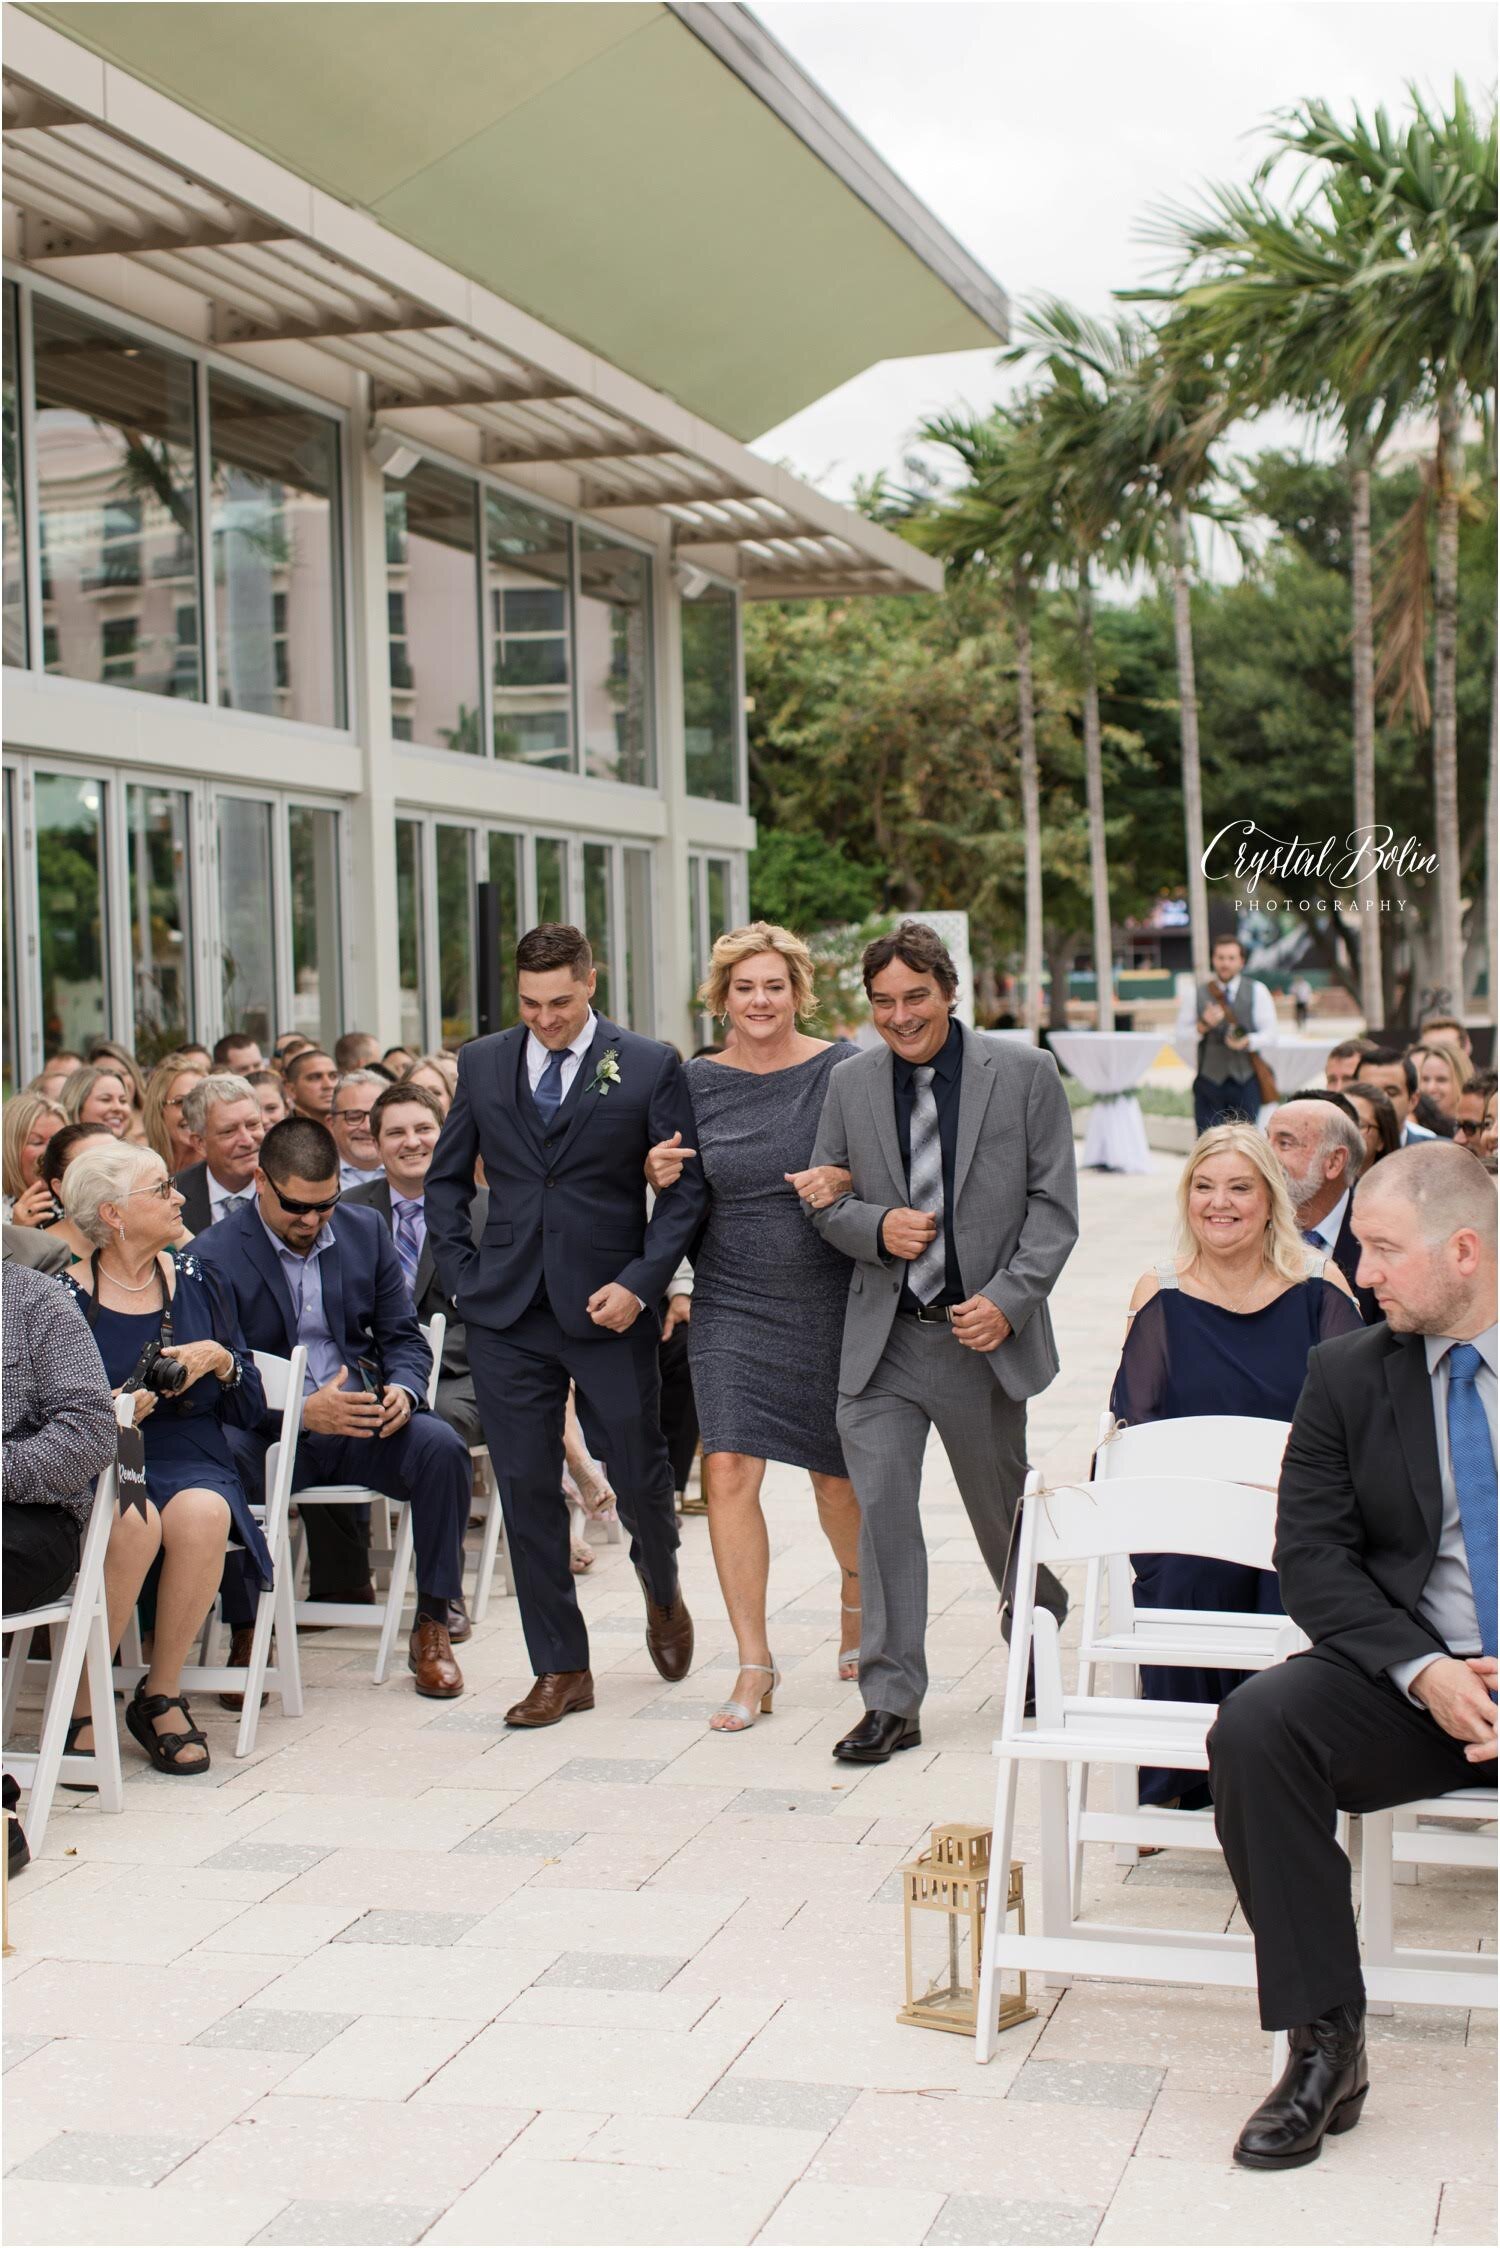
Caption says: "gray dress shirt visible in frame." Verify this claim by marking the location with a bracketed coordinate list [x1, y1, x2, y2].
[1388, 1323, 1497, 1701]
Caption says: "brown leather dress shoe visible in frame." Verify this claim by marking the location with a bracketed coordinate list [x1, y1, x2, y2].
[504, 1670, 595, 1727]
[408, 1617, 463, 1699]
[218, 1625, 269, 1712]
[638, 1569, 694, 1682]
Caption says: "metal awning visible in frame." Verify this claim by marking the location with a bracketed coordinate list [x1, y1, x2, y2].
[2, 8, 944, 598]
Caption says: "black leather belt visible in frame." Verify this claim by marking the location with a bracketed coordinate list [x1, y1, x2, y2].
[898, 1303, 956, 1324]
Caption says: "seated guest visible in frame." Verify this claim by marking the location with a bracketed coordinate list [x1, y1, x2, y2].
[247, 1069, 290, 1133]
[1267, 1092, 1378, 1321]
[1111, 1123, 1361, 1810]
[86, 1039, 148, 1117]
[143, 1051, 209, 1173]
[213, 1031, 263, 1072]
[382, 1046, 415, 1078]
[1416, 1014, 1474, 1066]
[60, 1064, 133, 1139]
[1356, 1047, 1434, 1144]
[3, 1091, 67, 1226]
[2, 1258, 118, 1871]
[58, 1139, 269, 1777]
[1456, 1071, 1497, 1163]
[1209, 1144, 1495, 2170]
[1344, 1078, 1400, 1170]
[174, 1074, 265, 1234]
[196, 1117, 469, 1698]
[33, 1122, 116, 1264]
[178, 1044, 214, 1073]
[343, 1084, 484, 1446]
[3, 1221, 71, 1273]
[273, 1032, 312, 1074]
[284, 1047, 338, 1123]
[401, 1053, 457, 1118]
[1323, 1039, 1374, 1096]
[328, 1070, 386, 1189]
[1411, 1042, 1466, 1134]
[334, 1030, 381, 1074]
[30, 1051, 85, 1104]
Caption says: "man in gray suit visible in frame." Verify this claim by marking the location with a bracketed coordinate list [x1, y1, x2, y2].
[806, 922, 1078, 1762]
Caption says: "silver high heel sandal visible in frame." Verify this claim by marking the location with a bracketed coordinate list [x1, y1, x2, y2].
[837, 1605, 862, 1683]
[711, 1662, 780, 1732]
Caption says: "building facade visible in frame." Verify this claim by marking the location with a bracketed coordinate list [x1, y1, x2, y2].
[2, 4, 1007, 1075]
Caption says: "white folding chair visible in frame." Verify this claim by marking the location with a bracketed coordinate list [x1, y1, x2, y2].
[1074, 1413, 1291, 1875]
[116, 1348, 308, 1756]
[1360, 1787, 1497, 2014]
[976, 1468, 1277, 2062]
[286, 1319, 444, 1683]
[2, 1400, 130, 1855]
[468, 1446, 512, 1620]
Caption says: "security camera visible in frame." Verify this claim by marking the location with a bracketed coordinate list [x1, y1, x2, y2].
[368, 427, 419, 479]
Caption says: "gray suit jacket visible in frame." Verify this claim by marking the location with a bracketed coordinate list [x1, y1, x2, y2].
[808, 1025, 1079, 1401]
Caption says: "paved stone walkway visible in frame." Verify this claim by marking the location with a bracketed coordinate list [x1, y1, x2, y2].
[4, 1155, 1493, 2247]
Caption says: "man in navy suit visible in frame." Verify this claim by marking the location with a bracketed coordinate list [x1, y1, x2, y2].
[426, 924, 707, 1727]
[197, 1115, 469, 1698]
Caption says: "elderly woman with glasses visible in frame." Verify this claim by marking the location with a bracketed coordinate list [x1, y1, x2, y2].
[57, 1138, 268, 1777]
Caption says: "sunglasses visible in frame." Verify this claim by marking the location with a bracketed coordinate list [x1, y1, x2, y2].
[268, 1179, 342, 1217]
[1455, 1116, 1494, 1138]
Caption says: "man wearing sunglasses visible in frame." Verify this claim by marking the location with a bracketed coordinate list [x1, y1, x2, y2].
[197, 1115, 470, 1697]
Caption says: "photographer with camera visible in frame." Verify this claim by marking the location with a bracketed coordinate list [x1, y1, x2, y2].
[57, 1139, 267, 1777]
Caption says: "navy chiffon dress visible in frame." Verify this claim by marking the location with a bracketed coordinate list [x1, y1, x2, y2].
[1107, 1267, 1363, 1808]
[61, 1252, 272, 1592]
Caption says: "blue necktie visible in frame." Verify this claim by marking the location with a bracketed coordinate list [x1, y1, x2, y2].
[1301, 1227, 1324, 1248]
[1445, 1342, 1497, 1660]
[393, 1198, 424, 1295]
[533, 1048, 567, 1124]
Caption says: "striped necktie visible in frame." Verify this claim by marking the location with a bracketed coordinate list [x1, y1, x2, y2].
[1445, 1342, 1497, 1661]
[393, 1198, 425, 1295]
[907, 1065, 947, 1305]
[215, 1192, 249, 1223]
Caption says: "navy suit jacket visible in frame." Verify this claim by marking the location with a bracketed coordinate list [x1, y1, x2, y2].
[1330, 1197, 1382, 1326]
[195, 1199, 433, 1437]
[424, 1014, 707, 1340]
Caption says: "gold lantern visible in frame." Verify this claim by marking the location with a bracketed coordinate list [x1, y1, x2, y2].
[896, 1823, 1034, 2037]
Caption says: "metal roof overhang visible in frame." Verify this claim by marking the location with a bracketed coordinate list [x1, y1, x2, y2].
[17, 1, 1008, 439]
[2, 5, 947, 599]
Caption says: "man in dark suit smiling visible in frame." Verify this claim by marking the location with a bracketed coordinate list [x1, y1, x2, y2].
[425, 925, 707, 1728]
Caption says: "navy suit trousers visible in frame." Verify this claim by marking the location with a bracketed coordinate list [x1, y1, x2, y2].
[468, 1303, 680, 1676]
[294, 1415, 470, 1605]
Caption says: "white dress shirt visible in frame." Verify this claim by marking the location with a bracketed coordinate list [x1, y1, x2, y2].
[1174, 973, 1278, 1053]
[1388, 1324, 1497, 1702]
[526, 1009, 597, 1099]
[1301, 1186, 1350, 1255]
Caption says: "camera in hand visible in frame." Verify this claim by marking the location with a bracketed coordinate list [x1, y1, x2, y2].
[129, 1339, 189, 1398]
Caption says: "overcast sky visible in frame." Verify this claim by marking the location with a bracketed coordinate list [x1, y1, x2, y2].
[750, 1, 1497, 497]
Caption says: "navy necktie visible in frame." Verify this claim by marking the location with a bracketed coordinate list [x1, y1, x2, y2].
[1445, 1342, 1497, 1660]
[533, 1047, 568, 1123]
[1302, 1227, 1324, 1248]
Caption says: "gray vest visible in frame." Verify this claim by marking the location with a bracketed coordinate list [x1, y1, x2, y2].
[1196, 977, 1259, 1083]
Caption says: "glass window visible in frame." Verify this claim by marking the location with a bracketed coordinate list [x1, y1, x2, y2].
[688, 851, 705, 990]
[35, 770, 110, 1057]
[3, 284, 25, 668]
[288, 804, 343, 1048]
[578, 530, 653, 786]
[385, 464, 480, 753]
[435, 823, 475, 1045]
[32, 296, 200, 699]
[534, 835, 569, 927]
[217, 796, 277, 1047]
[583, 842, 614, 1017]
[487, 491, 573, 771]
[682, 581, 741, 802]
[3, 770, 19, 1089]
[395, 817, 426, 1052]
[623, 846, 653, 1034]
[488, 830, 523, 1025]
[707, 855, 732, 951]
[210, 370, 342, 727]
[126, 783, 193, 1065]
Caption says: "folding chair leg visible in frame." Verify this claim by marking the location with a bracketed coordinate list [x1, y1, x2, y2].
[3, 1628, 34, 1738]
[1110, 1661, 1139, 1868]
[374, 1507, 415, 1685]
[1391, 1808, 1418, 1886]
[1068, 1760, 1089, 1916]
[234, 1594, 278, 1759]
[271, 1539, 304, 1720]
[1270, 2030, 1289, 2082]
[975, 1758, 1020, 2064]
[1360, 1808, 1396, 2018]
[81, 1609, 122, 1815]
[26, 1601, 96, 1857]
[471, 1488, 506, 1624]
[1037, 1757, 1074, 1991]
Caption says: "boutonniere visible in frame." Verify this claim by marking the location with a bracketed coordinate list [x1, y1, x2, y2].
[588, 1049, 622, 1098]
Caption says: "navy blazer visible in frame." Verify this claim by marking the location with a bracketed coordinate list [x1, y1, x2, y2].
[195, 1198, 433, 1434]
[1330, 1196, 1382, 1326]
[424, 1014, 707, 1340]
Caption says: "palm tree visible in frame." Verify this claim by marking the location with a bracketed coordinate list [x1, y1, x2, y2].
[908, 400, 1058, 1038]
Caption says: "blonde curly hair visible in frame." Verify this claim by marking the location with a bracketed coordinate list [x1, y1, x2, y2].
[698, 921, 815, 1021]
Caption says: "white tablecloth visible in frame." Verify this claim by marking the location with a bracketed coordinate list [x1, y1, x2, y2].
[1049, 1031, 1168, 1174]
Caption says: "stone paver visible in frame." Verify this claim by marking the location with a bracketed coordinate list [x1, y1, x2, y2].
[7, 1155, 1495, 2246]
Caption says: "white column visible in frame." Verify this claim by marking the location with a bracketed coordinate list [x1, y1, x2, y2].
[345, 403, 403, 1046]
[655, 550, 694, 1048]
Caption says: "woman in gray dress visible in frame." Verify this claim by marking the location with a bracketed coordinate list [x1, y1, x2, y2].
[647, 922, 861, 1733]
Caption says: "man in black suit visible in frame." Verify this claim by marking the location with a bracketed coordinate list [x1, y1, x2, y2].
[174, 1074, 265, 1236]
[426, 923, 707, 1728]
[344, 1082, 485, 1448]
[1266, 1091, 1380, 1322]
[1209, 1143, 1496, 2170]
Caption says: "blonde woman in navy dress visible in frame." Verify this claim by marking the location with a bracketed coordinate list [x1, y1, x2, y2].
[647, 923, 861, 1732]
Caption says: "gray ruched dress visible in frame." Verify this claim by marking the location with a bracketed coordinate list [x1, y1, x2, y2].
[685, 1041, 859, 1476]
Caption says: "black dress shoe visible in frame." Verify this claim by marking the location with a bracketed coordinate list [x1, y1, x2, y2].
[447, 1600, 472, 1645]
[832, 1710, 922, 1763]
[7, 1808, 30, 1879]
[1234, 2000, 1368, 2170]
